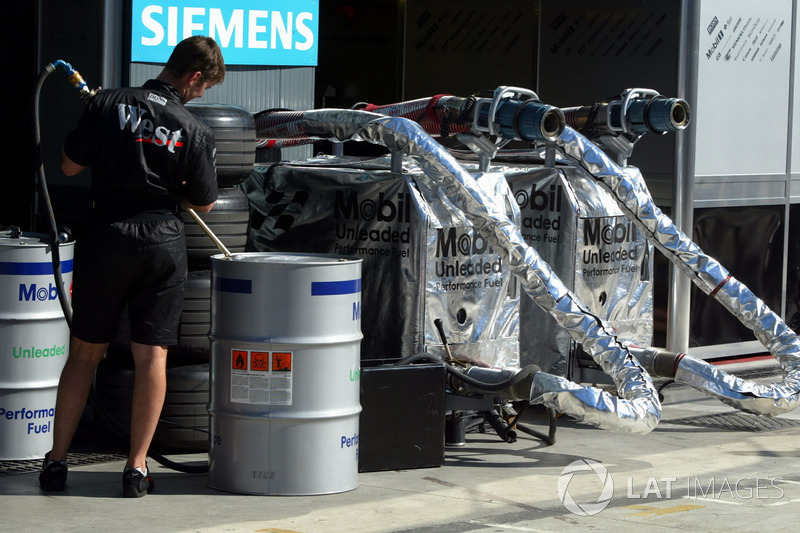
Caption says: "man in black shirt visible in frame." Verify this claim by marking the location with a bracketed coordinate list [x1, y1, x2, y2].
[40, 36, 225, 497]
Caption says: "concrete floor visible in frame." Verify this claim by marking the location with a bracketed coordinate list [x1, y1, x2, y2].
[1, 358, 799, 533]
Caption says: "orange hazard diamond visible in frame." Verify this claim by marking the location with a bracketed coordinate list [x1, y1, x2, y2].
[272, 352, 292, 372]
[251, 351, 270, 371]
[232, 350, 248, 370]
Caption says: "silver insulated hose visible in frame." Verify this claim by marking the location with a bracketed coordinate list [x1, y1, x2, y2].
[558, 127, 800, 417]
[256, 109, 662, 434]
[256, 106, 800, 427]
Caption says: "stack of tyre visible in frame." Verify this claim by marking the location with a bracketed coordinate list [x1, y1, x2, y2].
[95, 104, 256, 453]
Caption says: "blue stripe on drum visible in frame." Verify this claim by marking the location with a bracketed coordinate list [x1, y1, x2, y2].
[311, 279, 361, 296]
[0, 259, 74, 275]
[214, 277, 253, 294]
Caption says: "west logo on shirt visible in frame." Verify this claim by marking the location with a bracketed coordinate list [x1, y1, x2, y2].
[117, 103, 184, 153]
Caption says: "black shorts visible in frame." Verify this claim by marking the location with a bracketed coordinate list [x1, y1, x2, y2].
[70, 216, 187, 346]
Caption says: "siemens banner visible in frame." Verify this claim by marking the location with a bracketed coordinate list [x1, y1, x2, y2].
[131, 0, 318, 66]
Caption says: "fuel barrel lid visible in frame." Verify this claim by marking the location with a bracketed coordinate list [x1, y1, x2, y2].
[1, 228, 46, 247]
[1, 227, 73, 247]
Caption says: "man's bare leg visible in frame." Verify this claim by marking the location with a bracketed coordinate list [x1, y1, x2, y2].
[127, 341, 168, 471]
[49, 337, 109, 462]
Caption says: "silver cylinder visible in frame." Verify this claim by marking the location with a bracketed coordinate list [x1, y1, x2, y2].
[0, 231, 73, 460]
[208, 252, 362, 495]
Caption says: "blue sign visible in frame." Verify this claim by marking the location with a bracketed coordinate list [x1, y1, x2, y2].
[131, 1, 318, 66]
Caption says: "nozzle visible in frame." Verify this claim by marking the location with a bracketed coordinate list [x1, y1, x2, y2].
[492, 100, 566, 142]
[66, 70, 97, 100]
[562, 90, 692, 138]
[627, 346, 686, 378]
[470, 87, 566, 143]
[49, 59, 97, 100]
[453, 364, 540, 401]
[618, 96, 691, 134]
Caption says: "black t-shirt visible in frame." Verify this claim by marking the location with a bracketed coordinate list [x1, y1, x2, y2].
[64, 79, 218, 220]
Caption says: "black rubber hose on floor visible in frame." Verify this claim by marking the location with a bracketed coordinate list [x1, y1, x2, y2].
[393, 353, 557, 445]
[88, 385, 209, 474]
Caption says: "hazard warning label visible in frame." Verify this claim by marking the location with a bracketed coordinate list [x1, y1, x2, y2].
[232, 350, 248, 370]
[251, 351, 270, 371]
[229, 348, 293, 405]
[272, 352, 292, 372]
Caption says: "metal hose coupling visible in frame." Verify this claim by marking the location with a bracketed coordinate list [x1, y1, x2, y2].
[487, 99, 566, 142]
[48, 59, 97, 100]
[450, 364, 540, 401]
[472, 86, 566, 142]
[608, 88, 690, 135]
[562, 88, 691, 136]
[627, 346, 685, 378]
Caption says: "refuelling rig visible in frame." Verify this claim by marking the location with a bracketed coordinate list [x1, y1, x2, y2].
[243, 86, 800, 471]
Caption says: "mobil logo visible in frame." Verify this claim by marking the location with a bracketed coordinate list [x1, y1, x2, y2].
[1, 259, 73, 303]
[18, 283, 61, 302]
[435, 227, 492, 257]
[583, 218, 638, 246]
[334, 190, 413, 223]
[513, 183, 563, 213]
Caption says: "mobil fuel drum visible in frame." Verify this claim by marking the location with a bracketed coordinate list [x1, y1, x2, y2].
[0, 230, 73, 460]
[208, 252, 362, 495]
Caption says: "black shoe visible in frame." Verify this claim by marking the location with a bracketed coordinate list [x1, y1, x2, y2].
[122, 465, 154, 498]
[39, 452, 68, 491]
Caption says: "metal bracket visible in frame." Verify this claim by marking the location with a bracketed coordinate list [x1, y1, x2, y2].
[471, 86, 540, 137]
[608, 88, 660, 135]
[455, 133, 511, 172]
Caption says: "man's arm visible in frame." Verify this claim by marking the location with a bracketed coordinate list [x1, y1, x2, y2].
[181, 197, 215, 214]
[61, 151, 87, 176]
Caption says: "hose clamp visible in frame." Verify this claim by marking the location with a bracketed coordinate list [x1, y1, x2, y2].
[610, 88, 660, 135]
[472, 86, 539, 137]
